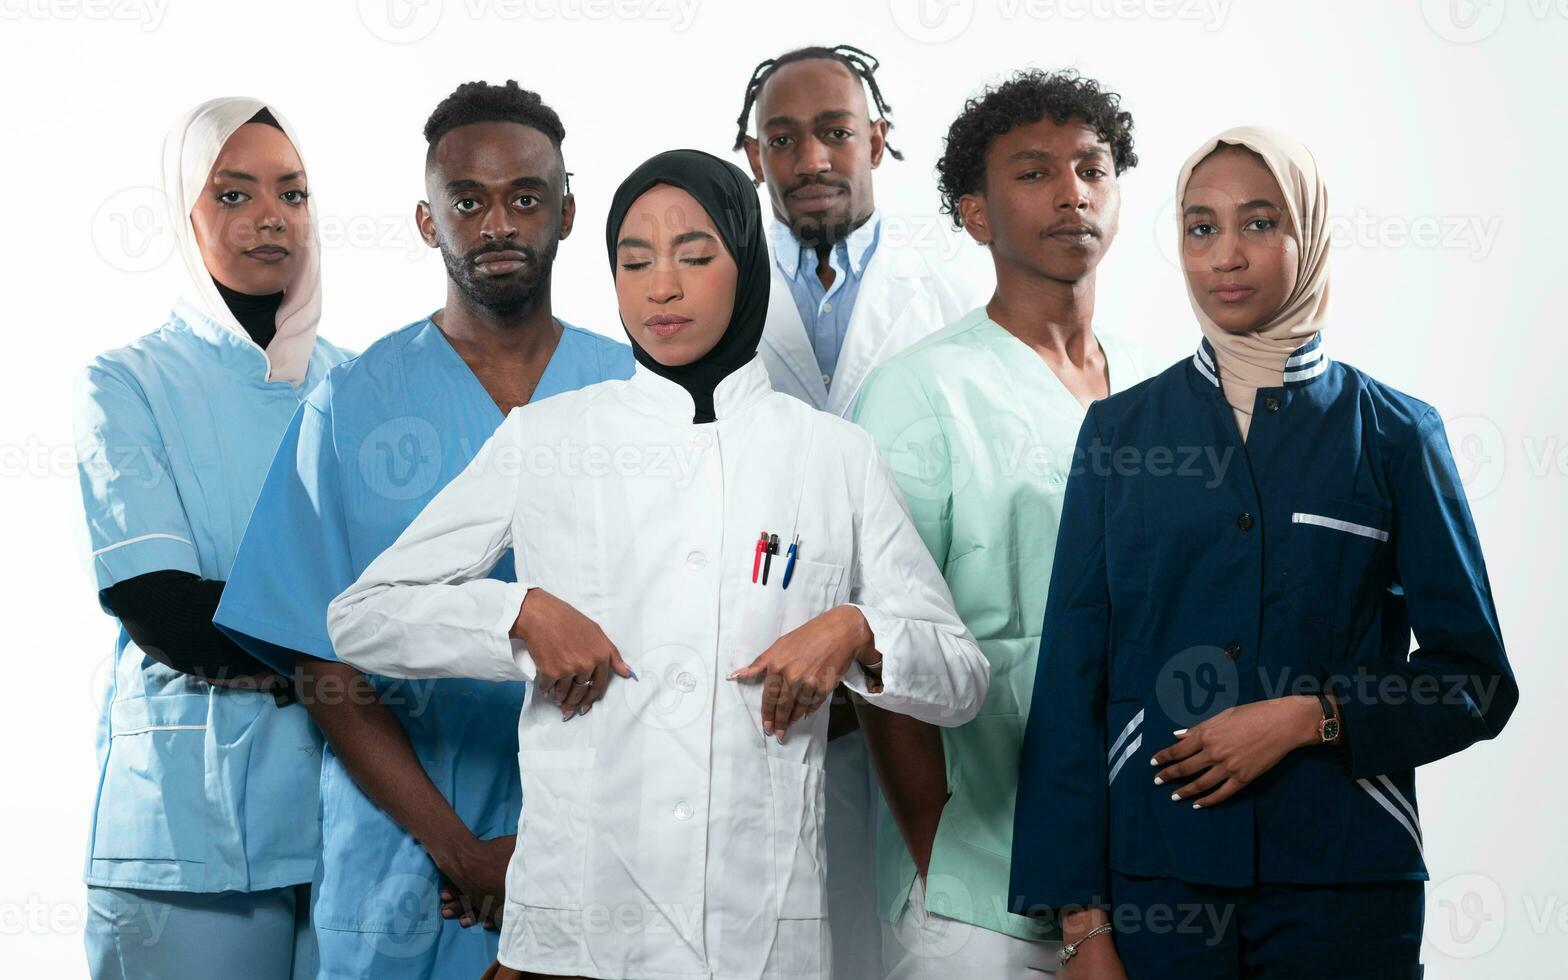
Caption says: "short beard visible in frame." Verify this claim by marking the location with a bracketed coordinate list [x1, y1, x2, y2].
[789, 215, 855, 251]
[440, 236, 558, 319]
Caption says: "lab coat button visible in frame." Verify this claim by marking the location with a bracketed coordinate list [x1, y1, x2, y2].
[1264, 396, 1281, 412]
[821, 373, 831, 386]
[673, 800, 693, 820]
[821, 302, 833, 313]
[1224, 642, 1242, 660]
[693, 432, 713, 449]
[675, 671, 697, 692]
[1237, 512, 1255, 530]
[685, 550, 707, 568]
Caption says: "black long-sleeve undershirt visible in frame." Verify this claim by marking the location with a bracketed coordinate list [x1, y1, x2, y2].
[100, 570, 294, 705]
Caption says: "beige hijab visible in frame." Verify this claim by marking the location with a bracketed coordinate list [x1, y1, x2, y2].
[1176, 126, 1329, 439]
[161, 97, 323, 386]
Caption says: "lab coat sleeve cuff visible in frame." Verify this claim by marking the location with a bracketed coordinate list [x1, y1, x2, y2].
[495, 582, 537, 683]
[841, 602, 893, 697]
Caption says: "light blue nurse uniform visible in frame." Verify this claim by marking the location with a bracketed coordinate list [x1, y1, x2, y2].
[74, 300, 351, 978]
[215, 316, 633, 979]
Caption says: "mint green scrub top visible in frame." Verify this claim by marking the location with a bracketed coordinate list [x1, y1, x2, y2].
[851, 305, 1149, 940]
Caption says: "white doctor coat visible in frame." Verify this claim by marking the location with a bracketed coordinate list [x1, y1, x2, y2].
[327, 355, 989, 980]
[759, 224, 991, 417]
[760, 220, 992, 980]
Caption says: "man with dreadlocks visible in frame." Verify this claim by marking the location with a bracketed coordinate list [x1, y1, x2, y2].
[735, 43, 991, 980]
[216, 80, 633, 979]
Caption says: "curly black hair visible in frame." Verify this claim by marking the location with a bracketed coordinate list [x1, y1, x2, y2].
[423, 80, 566, 165]
[936, 69, 1137, 228]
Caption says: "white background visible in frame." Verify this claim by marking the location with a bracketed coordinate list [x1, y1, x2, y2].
[1, 0, 1564, 975]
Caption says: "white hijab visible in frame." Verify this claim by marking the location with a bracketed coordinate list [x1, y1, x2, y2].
[1176, 126, 1330, 439]
[161, 97, 322, 386]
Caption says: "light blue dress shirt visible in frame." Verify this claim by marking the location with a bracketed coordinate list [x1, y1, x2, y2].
[770, 210, 881, 387]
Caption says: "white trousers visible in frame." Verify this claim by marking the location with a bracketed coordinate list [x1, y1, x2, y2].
[881, 875, 1062, 979]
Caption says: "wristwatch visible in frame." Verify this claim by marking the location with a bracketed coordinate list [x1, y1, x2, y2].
[1058, 922, 1114, 965]
[1314, 691, 1341, 744]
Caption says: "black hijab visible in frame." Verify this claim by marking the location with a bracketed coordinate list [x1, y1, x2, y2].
[605, 149, 769, 423]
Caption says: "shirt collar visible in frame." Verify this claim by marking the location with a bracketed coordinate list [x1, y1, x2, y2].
[1192, 333, 1328, 390]
[769, 209, 882, 281]
[172, 298, 274, 381]
[626, 354, 775, 424]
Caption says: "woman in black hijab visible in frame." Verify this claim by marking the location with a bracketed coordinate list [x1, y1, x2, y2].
[330, 149, 988, 980]
[604, 148, 771, 423]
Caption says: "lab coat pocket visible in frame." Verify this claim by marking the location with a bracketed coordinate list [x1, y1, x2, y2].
[516, 747, 596, 911]
[729, 558, 848, 673]
[767, 756, 828, 919]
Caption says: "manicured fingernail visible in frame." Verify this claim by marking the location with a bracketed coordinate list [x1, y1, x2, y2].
[1173, 729, 1188, 736]
[577, 705, 586, 716]
[562, 712, 573, 722]
[1149, 757, 1159, 766]
[1153, 776, 1164, 786]
[1192, 803, 1203, 809]
[628, 669, 639, 681]
[726, 670, 739, 681]
[777, 733, 786, 745]
[763, 723, 772, 735]
[1170, 791, 1181, 801]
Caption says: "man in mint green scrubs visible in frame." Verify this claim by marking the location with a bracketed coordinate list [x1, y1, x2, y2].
[851, 69, 1148, 976]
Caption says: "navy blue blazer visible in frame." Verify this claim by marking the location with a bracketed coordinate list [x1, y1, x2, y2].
[1010, 337, 1517, 910]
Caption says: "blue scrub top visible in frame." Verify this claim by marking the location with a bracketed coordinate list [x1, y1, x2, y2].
[215, 317, 633, 977]
[73, 301, 351, 893]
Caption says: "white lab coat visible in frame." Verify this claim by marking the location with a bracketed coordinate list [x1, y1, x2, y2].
[759, 226, 991, 418]
[759, 222, 991, 980]
[327, 355, 989, 980]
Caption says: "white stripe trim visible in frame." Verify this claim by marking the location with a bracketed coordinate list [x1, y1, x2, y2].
[1284, 346, 1323, 368]
[1192, 354, 1219, 387]
[114, 724, 207, 736]
[1358, 778, 1424, 849]
[1197, 343, 1216, 370]
[1107, 709, 1145, 762]
[1376, 774, 1422, 833]
[1283, 357, 1329, 383]
[1108, 733, 1142, 785]
[92, 532, 194, 558]
[1291, 512, 1390, 542]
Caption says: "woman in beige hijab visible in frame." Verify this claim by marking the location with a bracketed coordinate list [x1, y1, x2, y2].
[75, 97, 350, 979]
[1011, 127, 1515, 978]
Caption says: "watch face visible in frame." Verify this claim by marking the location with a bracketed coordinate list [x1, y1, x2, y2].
[1323, 718, 1341, 741]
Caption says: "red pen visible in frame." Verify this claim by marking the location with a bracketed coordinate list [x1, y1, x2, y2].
[752, 531, 768, 584]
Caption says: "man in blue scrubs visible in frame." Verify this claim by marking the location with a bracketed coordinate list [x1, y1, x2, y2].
[215, 80, 633, 979]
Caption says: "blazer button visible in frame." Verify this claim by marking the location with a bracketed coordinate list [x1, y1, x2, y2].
[1236, 512, 1255, 530]
[1224, 641, 1242, 660]
[1264, 396, 1281, 412]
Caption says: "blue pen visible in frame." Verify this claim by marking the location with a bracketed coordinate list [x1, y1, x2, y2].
[781, 535, 799, 589]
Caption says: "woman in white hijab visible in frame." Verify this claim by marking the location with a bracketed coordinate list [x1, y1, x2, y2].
[1011, 127, 1515, 977]
[74, 97, 350, 979]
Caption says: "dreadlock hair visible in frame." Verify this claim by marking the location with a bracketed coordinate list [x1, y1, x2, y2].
[423, 80, 568, 187]
[732, 45, 903, 162]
